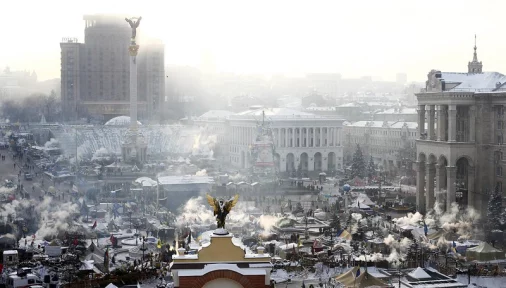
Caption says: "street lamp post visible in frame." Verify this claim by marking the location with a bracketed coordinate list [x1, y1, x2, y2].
[140, 236, 147, 271]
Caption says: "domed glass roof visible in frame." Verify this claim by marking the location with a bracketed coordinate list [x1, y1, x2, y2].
[104, 116, 142, 126]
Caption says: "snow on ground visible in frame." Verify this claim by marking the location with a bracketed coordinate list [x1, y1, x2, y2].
[456, 275, 506, 288]
[271, 266, 347, 284]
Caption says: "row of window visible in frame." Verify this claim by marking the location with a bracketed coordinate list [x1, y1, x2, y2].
[350, 137, 415, 148]
[347, 128, 417, 137]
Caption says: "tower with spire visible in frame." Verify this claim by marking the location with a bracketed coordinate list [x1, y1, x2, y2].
[468, 34, 483, 74]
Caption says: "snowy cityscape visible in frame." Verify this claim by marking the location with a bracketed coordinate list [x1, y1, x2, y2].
[2, 1, 506, 288]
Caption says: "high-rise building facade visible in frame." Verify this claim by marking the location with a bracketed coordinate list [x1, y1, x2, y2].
[415, 40, 506, 214]
[61, 14, 164, 122]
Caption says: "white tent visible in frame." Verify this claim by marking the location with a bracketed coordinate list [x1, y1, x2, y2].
[348, 201, 371, 210]
[408, 267, 431, 279]
[356, 193, 376, 206]
[279, 243, 298, 250]
[134, 177, 157, 187]
[105, 284, 118, 288]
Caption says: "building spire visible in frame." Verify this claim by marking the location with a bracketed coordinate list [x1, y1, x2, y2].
[473, 34, 478, 62]
[468, 34, 483, 73]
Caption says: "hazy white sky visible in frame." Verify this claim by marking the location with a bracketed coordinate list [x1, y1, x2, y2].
[2, 0, 506, 82]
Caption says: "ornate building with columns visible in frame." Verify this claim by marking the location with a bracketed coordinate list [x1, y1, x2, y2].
[415, 41, 506, 213]
[226, 108, 344, 173]
[343, 120, 418, 175]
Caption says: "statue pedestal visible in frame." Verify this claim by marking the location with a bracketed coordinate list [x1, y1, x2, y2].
[121, 128, 147, 164]
[213, 228, 229, 236]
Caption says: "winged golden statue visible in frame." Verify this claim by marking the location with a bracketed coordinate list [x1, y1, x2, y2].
[206, 194, 239, 229]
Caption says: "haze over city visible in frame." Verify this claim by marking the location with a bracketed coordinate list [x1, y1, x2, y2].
[3, 0, 506, 81]
[3, 1, 506, 287]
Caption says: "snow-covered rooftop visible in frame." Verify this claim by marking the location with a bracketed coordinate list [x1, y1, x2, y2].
[231, 107, 343, 121]
[104, 116, 142, 126]
[305, 106, 336, 111]
[408, 267, 432, 279]
[157, 175, 214, 185]
[236, 107, 314, 117]
[134, 177, 157, 187]
[197, 110, 235, 120]
[376, 107, 417, 115]
[441, 72, 506, 92]
[345, 120, 417, 129]
[337, 102, 362, 108]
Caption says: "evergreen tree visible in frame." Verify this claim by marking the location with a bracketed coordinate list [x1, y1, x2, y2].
[330, 213, 341, 232]
[487, 189, 503, 231]
[353, 220, 365, 241]
[293, 202, 304, 214]
[367, 156, 376, 179]
[350, 144, 366, 179]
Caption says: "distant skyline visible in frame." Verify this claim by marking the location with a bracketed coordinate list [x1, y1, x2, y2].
[3, 0, 506, 82]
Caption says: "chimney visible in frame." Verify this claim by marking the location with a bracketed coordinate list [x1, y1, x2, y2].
[441, 79, 446, 91]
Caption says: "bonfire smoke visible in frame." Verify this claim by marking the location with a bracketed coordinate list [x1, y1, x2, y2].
[258, 215, 281, 232]
[426, 201, 481, 239]
[195, 169, 208, 176]
[0, 194, 80, 240]
[175, 196, 262, 230]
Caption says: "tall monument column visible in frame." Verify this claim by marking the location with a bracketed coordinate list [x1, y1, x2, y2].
[122, 16, 147, 164]
[129, 44, 139, 130]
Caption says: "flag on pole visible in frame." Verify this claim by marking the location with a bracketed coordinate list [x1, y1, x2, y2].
[423, 222, 428, 236]
[355, 266, 361, 278]
[157, 239, 162, 249]
[92, 221, 97, 229]
[73, 237, 78, 246]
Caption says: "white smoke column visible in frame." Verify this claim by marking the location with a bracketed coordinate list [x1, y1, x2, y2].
[383, 234, 412, 264]
[192, 133, 201, 154]
[393, 212, 424, 227]
[386, 249, 405, 266]
[383, 234, 396, 246]
[356, 252, 384, 262]
[44, 138, 60, 149]
[426, 201, 481, 240]
[229, 173, 247, 182]
[176, 196, 258, 228]
[195, 169, 208, 176]
[35, 197, 79, 239]
[0, 200, 21, 219]
[191, 127, 217, 157]
[176, 196, 214, 227]
[259, 215, 281, 232]
[91, 147, 112, 162]
[350, 213, 364, 234]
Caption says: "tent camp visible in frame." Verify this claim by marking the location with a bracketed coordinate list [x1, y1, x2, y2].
[348, 201, 372, 211]
[336, 229, 352, 241]
[466, 242, 505, 262]
[427, 229, 448, 241]
[356, 194, 376, 206]
[334, 266, 391, 287]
